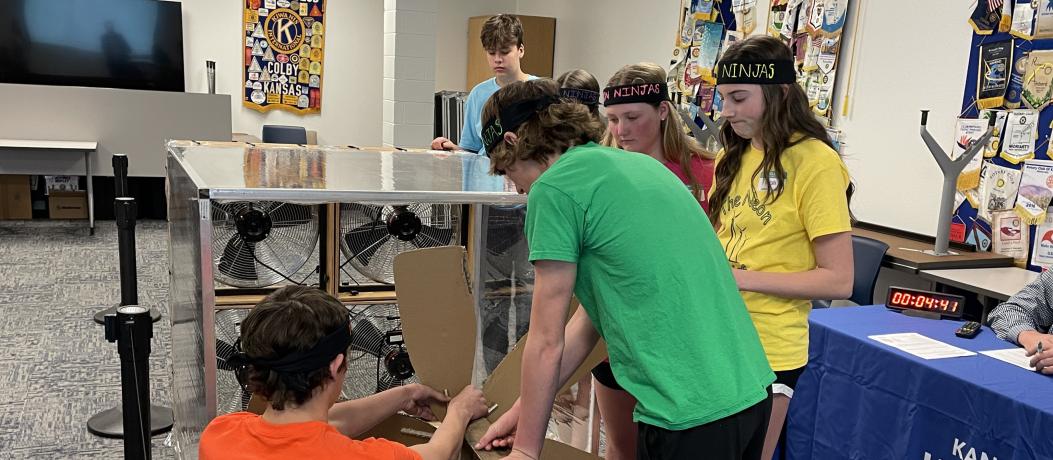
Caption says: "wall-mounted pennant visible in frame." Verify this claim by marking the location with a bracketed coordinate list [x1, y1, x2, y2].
[979, 162, 1022, 222]
[694, 21, 725, 83]
[1031, 208, 1053, 269]
[1004, 49, 1030, 109]
[980, 109, 1008, 158]
[966, 218, 992, 252]
[991, 210, 1028, 264]
[977, 40, 1013, 109]
[243, 0, 326, 114]
[1015, 159, 1053, 225]
[952, 117, 988, 191]
[1036, 2, 1053, 39]
[950, 216, 968, 243]
[1023, 50, 1053, 111]
[969, 0, 1007, 35]
[1001, 109, 1038, 163]
[1011, 1, 1035, 39]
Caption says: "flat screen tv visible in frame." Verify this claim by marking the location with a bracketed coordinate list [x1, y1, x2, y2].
[0, 0, 185, 92]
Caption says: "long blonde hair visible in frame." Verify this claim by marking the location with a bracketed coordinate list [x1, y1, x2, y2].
[601, 62, 713, 200]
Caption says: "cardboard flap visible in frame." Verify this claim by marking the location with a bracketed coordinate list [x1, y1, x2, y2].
[357, 413, 436, 446]
[481, 303, 608, 422]
[393, 246, 477, 418]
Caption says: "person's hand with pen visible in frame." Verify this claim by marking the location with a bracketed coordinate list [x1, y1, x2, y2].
[1019, 330, 1053, 374]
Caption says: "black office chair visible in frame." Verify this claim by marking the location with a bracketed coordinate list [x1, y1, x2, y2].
[813, 235, 890, 308]
[262, 125, 308, 144]
[848, 235, 889, 305]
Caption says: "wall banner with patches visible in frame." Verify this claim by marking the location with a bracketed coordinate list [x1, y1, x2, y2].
[243, 0, 326, 115]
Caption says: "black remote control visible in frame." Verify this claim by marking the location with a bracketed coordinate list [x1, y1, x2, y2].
[955, 321, 982, 338]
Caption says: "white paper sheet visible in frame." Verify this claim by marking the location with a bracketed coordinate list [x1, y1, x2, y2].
[868, 333, 977, 359]
[980, 348, 1035, 370]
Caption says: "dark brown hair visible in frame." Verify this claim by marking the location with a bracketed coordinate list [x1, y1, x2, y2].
[601, 62, 711, 201]
[241, 286, 349, 410]
[481, 14, 524, 50]
[707, 36, 852, 225]
[557, 69, 601, 119]
[483, 78, 604, 175]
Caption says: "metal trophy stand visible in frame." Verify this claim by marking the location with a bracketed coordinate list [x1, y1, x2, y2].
[918, 110, 996, 256]
[86, 193, 173, 443]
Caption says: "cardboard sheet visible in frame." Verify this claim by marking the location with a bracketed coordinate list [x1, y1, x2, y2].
[394, 246, 478, 419]
[395, 247, 601, 459]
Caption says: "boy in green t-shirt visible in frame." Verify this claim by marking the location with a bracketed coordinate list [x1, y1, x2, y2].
[473, 79, 775, 460]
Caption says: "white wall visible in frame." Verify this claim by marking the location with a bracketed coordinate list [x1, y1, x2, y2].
[177, 0, 383, 146]
[831, 1, 973, 234]
[434, 0, 516, 92]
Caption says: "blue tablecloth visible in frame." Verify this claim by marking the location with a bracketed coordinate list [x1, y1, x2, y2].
[786, 306, 1053, 460]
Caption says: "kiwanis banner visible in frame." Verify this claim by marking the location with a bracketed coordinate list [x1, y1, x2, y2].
[243, 0, 326, 114]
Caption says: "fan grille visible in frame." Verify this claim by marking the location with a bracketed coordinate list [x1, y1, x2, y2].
[212, 201, 319, 288]
[339, 203, 460, 284]
[344, 303, 418, 400]
[215, 309, 251, 415]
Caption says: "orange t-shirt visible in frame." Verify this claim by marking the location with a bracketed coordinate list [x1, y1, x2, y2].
[199, 412, 422, 460]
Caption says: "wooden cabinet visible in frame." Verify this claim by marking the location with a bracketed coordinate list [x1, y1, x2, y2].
[466, 15, 556, 89]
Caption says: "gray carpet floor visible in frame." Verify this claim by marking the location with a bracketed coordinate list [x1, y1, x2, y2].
[0, 220, 174, 458]
[0, 219, 598, 459]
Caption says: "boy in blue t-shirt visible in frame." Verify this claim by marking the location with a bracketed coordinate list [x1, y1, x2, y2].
[431, 14, 534, 156]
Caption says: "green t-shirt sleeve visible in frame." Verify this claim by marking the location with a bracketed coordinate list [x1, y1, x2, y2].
[526, 183, 584, 263]
[795, 150, 852, 240]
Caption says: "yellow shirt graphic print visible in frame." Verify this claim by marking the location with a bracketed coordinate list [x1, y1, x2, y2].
[714, 138, 851, 371]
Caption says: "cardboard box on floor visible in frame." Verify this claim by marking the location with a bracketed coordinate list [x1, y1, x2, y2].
[394, 246, 606, 460]
[48, 191, 88, 219]
[0, 175, 32, 219]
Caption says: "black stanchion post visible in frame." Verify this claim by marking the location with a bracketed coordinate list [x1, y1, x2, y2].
[104, 304, 153, 460]
[113, 154, 129, 198]
[117, 197, 138, 306]
[94, 155, 160, 324]
[87, 197, 173, 441]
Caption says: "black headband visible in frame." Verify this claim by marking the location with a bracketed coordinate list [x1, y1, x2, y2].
[482, 95, 560, 153]
[714, 60, 797, 85]
[602, 82, 669, 106]
[229, 317, 352, 376]
[559, 87, 600, 106]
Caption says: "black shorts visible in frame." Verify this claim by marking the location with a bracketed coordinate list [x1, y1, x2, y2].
[636, 388, 773, 460]
[591, 361, 624, 391]
[772, 366, 805, 396]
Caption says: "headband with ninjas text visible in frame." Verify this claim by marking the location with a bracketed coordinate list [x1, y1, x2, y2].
[602, 82, 668, 106]
[482, 95, 560, 153]
[229, 315, 352, 380]
[714, 60, 797, 85]
[559, 87, 600, 106]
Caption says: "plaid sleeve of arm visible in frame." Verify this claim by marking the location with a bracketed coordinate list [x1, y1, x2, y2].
[989, 270, 1053, 344]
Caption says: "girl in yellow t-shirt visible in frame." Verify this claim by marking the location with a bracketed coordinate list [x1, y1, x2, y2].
[709, 36, 854, 460]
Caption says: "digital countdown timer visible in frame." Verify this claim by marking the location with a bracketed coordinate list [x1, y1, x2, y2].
[885, 286, 965, 318]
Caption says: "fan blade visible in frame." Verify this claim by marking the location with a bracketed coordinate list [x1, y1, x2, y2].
[351, 320, 385, 358]
[411, 224, 453, 249]
[377, 376, 400, 392]
[342, 203, 384, 225]
[216, 339, 237, 371]
[345, 224, 390, 266]
[271, 203, 314, 228]
[218, 235, 258, 281]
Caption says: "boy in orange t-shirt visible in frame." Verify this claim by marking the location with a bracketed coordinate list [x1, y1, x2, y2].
[200, 286, 488, 460]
